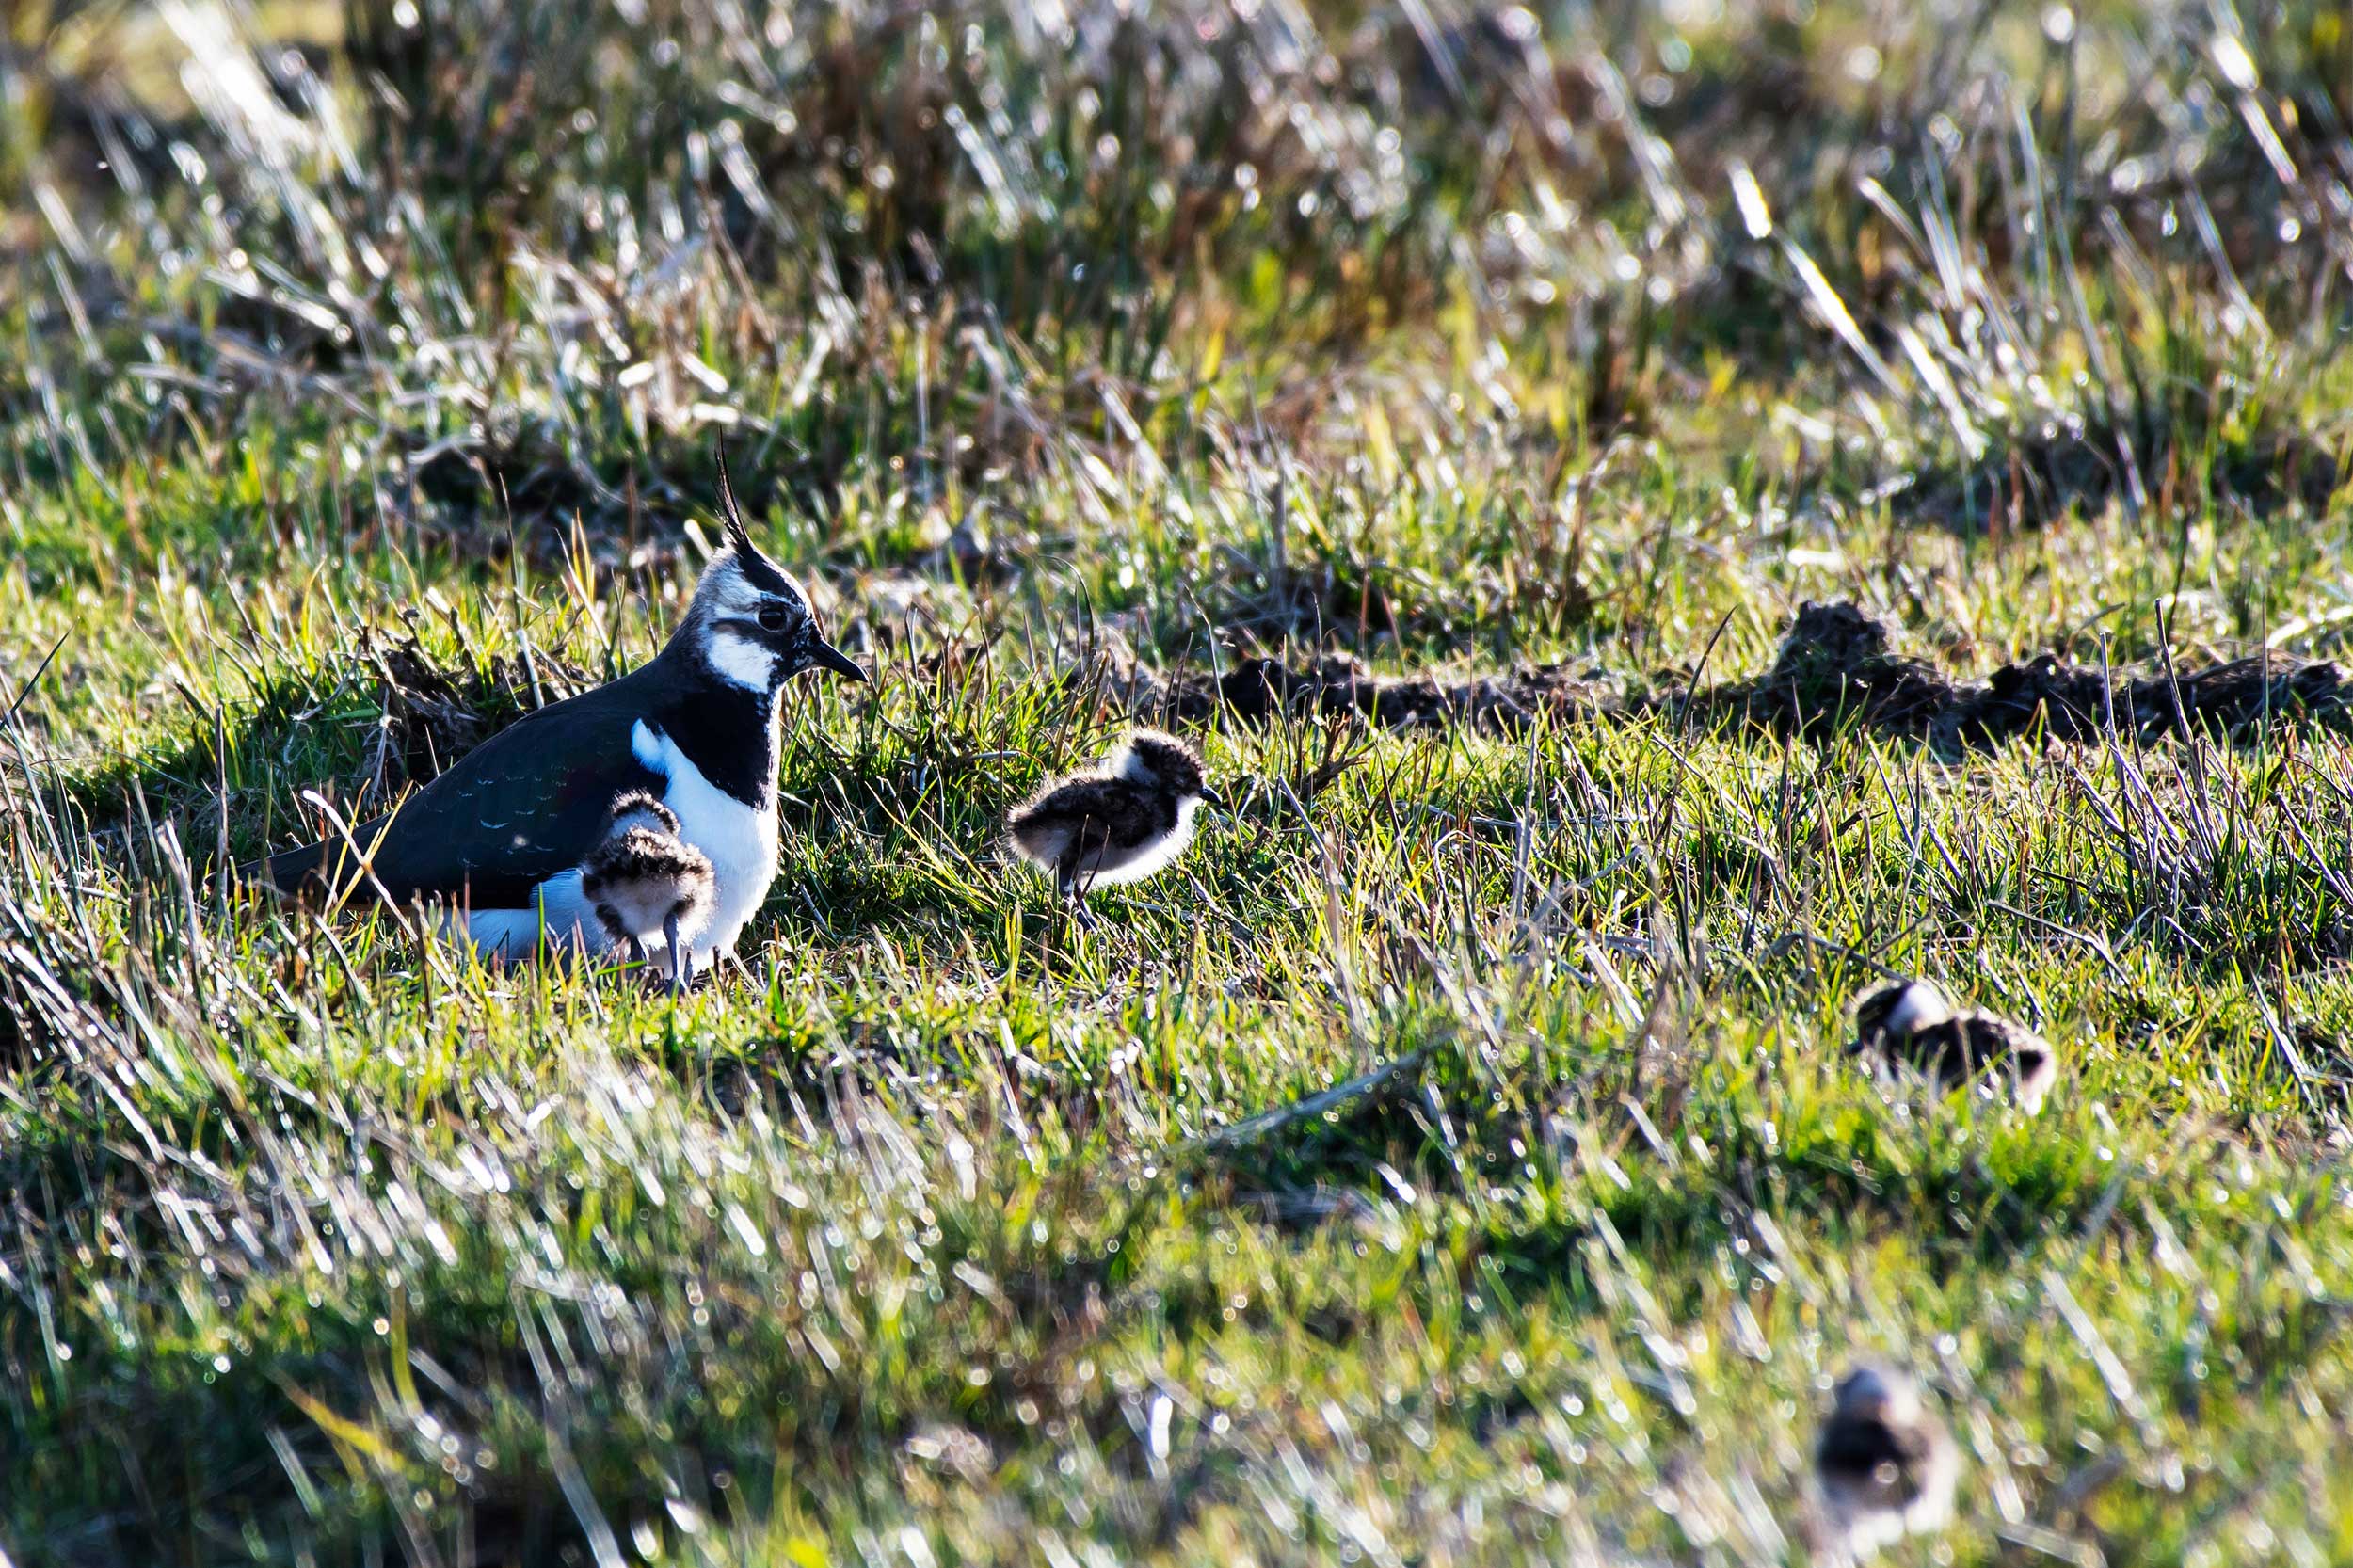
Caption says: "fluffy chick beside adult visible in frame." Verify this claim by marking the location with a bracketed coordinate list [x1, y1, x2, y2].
[1006, 729, 1221, 924]
[579, 792, 716, 988]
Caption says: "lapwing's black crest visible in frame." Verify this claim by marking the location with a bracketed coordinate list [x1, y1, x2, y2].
[1007, 728, 1221, 925]
[714, 457, 799, 601]
[1851, 978, 2057, 1113]
[248, 444, 866, 972]
[1814, 1363, 1960, 1554]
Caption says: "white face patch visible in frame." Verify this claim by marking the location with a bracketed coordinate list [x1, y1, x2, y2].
[683, 552, 814, 694]
[705, 628, 781, 692]
[710, 567, 765, 616]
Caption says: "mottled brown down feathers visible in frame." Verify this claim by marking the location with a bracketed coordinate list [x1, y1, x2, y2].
[1007, 730, 1218, 915]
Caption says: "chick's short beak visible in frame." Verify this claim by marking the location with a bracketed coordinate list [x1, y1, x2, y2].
[804, 633, 869, 682]
[1197, 785, 1228, 810]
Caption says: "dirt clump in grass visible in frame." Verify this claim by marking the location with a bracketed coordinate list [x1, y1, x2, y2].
[406, 440, 615, 536]
[1947, 648, 2350, 748]
[1150, 653, 1623, 733]
[1705, 600, 1958, 741]
[1699, 602, 2351, 748]
[360, 629, 590, 791]
[1141, 601, 2353, 750]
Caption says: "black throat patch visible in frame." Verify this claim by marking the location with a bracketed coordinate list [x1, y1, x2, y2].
[650, 658, 781, 808]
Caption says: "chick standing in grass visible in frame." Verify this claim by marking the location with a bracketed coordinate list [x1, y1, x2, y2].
[579, 792, 716, 989]
[1814, 1364, 1961, 1558]
[1007, 729, 1222, 925]
[1851, 978, 2057, 1113]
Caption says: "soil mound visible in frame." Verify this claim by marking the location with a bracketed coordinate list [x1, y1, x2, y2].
[1139, 601, 2352, 750]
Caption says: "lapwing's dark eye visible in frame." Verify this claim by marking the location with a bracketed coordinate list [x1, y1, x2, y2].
[756, 604, 791, 633]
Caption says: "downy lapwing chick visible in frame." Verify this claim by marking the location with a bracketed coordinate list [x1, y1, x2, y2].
[1814, 1363, 1961, 1557]
[1007, 728, 1221, 926]
[250, 449, 866, 970]
[1852, 979, 2057, 1113]
[580, 792, 715, 989]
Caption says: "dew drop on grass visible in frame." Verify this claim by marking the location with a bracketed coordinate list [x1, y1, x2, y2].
[2211, 32, 2259, 91]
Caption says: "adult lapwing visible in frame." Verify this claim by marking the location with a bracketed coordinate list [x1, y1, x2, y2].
[1006, 728, 1220, 926]
[1813, 1363, 1961, 1557]
[579, 792, 716, 989]
[1850, 978, 2058, 1113]
[255, 457, 865, 973]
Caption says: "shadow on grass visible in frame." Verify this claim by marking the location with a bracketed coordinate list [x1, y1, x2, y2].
[57, 628, 596, 862]
[1898, 421, 2346, 535]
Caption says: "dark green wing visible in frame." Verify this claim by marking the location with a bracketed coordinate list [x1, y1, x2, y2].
[262, 674, 664, 907]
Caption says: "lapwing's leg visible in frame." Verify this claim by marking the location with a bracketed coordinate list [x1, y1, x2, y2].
[626, 935, 648, 972]
[663, 910, 688, 993]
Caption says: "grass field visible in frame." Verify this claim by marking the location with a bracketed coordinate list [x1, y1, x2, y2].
[8, 0, 2353, 1562]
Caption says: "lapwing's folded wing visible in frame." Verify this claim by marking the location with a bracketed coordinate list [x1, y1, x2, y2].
[251, 673, 666, 910]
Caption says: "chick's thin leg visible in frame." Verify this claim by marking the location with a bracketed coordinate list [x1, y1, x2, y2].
[1056, 835, 1099, 930]
[664, 909, 689, 993]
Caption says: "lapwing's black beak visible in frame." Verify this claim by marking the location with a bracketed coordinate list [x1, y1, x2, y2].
[803, 633, 868, 682]
[1198, 786, 1228, 810]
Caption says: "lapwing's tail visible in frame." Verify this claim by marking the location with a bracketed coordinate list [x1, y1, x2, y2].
[235, 837, 383, 905]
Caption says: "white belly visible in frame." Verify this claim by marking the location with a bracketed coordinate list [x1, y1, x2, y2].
[451, 868, 608, 964]
[632, 720, 777, 968]
[451, 865, 708, 973]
